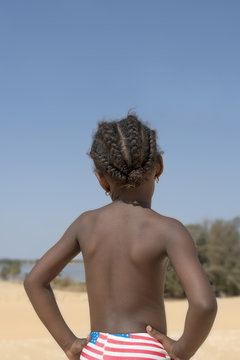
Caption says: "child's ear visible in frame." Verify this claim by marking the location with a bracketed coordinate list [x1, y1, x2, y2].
[155, 155, 164, 178]
[94, 171, 110, 192]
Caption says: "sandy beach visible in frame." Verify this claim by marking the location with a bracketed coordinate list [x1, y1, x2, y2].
[0, 280, 239, 360]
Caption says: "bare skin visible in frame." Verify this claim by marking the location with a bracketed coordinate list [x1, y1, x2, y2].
[24, 156, 217, 360]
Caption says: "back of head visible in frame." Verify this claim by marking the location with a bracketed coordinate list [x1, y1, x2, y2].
[88, 112, 164, 190]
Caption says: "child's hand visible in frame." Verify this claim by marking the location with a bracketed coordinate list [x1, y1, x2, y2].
[65, 334, 91, 360]
[146, 325, 184, 360]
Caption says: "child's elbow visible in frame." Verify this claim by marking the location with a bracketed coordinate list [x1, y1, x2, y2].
[24, 272, 50, 293]
[24, 273, 40, 293]
[23, 273, 33, 292]
[194, 295, 218, 317]
[203, 297, 217, 315]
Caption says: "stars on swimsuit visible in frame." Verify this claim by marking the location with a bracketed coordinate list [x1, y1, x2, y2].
[112, 333, 130, 338]
[90, 331, 99, 344]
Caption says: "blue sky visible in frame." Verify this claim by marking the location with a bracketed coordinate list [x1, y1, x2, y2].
[0, 1, 239, 259]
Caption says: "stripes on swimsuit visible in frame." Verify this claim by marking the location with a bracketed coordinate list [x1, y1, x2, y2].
[80, 332, 170, 360]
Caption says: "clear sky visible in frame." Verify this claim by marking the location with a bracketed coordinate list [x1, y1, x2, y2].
[1, 1, 239, 259]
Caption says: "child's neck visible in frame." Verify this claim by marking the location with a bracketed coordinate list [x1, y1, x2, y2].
[112, 198, 151, 208]
[111, 191, 152, 209]
[108, 177, 155, 209]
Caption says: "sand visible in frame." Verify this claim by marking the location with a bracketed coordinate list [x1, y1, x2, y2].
[0, 280, 239, 360]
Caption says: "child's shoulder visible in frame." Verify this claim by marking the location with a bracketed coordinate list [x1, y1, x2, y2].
[159, 214, 194, 250]
[152, 210, 184, 228]
[73, 208, 99, 224]
[152, 211, 188, 241]
[72, 205, 107, 227]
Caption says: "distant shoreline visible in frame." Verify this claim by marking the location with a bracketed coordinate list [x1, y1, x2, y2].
[0, 258, 84, 265]
[0, 259, 86, 284]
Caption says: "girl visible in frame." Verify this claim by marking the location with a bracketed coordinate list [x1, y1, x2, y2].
[24, 113, 217, 360]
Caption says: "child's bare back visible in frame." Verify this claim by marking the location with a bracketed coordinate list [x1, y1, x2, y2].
[80, 201, 169, 334]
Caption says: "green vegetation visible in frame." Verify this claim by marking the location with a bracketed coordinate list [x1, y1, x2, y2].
[165, 217, 240, 298]
[51, 277, 87, 292]
[0, 260, 21, 280]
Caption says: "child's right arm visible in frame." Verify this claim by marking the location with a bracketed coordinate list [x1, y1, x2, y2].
[24, 213, 91, 360]
[147, 219, 217, 360]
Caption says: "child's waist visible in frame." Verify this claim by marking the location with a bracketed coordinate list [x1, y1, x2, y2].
[89, 331, 164, 344]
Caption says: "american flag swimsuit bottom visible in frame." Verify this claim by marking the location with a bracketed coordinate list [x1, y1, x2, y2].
[80, 332, 171, 360]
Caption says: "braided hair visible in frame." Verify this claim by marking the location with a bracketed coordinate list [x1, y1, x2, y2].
[87, 112, 164, 191]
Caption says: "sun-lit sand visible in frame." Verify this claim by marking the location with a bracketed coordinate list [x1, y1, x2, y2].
[0, 281, 239, 360]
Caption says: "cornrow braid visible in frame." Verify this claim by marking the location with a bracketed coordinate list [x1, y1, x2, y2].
[91, 149, 128, 183]
[141, 129, 157, 173]
[125, 115, 143, 169]
[116, 122, 131, 168]
[98, 122, 129, 174]
[87, 112, 164, 190]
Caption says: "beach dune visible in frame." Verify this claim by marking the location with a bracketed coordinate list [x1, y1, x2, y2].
[0, 281, 239, 360]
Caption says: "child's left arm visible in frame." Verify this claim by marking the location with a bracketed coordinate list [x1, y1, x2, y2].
[24, 213, 90, 360]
